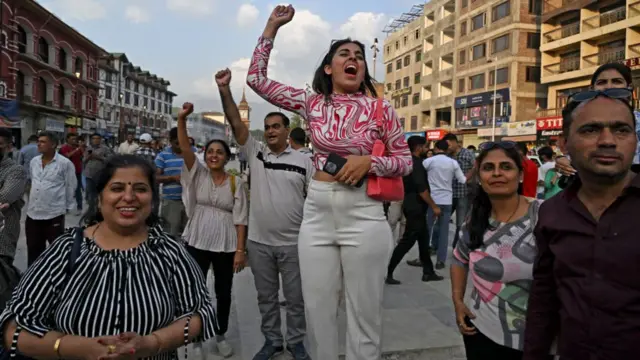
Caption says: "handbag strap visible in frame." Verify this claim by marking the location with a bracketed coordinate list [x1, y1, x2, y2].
[375, 97, 384, 132]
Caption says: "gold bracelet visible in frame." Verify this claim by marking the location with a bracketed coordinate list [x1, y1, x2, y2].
[236, 249, 245, 253]
[53, 336, 66, 358]
[151, 332, 163, 355]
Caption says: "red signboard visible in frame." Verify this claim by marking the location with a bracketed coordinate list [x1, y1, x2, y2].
[536, 116, 562, 131]
[426, 129, 447, 141]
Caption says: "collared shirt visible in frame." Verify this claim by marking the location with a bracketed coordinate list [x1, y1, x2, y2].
[134, 146, 157, 168]
[402, 155, 429, 212]
[522, 156, 539, 198]
[523, 171, 640, 360]
[453, 147, 475, 199]
[422, 153, 466, 206]
[0, 157, 26, 259]
[240, 135, 314, 246]
[118, 141, 139, 155]
[59, 144, 83, 174]
[155, 147, 184, 200]
[19, 143, 38, 180]
[28, 153, 77, 220]
[83, 145, 113, 179]
[296, 147, 314, 159]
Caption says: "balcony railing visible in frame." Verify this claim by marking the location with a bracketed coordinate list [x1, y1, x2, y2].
[543, 0, 581, 15]
[583, 47, 625, 67]
[544, 56, 580, 75]
[583, 7, 626, 30]
[537, 108, 561, 117]
[543, 22, 580, 43]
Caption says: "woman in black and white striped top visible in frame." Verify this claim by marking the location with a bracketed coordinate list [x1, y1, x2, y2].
[0, 155, 217, 360]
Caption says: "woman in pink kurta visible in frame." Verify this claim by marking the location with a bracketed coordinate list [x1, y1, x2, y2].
[247, 6, 411, 360]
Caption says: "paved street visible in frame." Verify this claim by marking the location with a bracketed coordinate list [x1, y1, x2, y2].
[12, 160, 466, 360]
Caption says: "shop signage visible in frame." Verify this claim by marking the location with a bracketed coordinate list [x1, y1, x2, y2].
[65, 117, 82, 127]
[454, 88, 510, 109]
[506, 120, 536, 136]
[458, 116, 508, 129]
[404, 131, 425, 140]
[83, 118, 97, 131]
[626, 57, 640, 69]
[392, 87, 412, 98]
[536, 116, 562, 130]
[426, 129, 447, 141]
[477, 124, 508, 137]
[45, 118, 65, 133]
[124, 124, 136, 135]
[540, 129, 562, 137]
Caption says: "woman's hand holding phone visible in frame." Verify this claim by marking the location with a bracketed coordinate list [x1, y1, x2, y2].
[335, 155, 372, 187]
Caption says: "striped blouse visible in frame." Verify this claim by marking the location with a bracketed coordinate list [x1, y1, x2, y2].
[0, 225, 217, 359]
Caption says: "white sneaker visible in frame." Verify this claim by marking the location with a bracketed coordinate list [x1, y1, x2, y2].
[216, 339, 234, 358]
[192, 343, 206, 360]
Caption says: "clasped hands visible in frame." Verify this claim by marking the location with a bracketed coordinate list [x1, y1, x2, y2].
[88, 332, 156, 360]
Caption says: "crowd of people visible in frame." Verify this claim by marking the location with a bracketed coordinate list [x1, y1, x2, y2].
[0, 4, 636, 360]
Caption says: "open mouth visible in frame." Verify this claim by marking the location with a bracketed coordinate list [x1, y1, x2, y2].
[344, 64, 358, 76]
[117, 207, 138, 217]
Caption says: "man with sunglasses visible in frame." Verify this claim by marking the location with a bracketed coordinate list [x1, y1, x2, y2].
[523, 88, 640, 360]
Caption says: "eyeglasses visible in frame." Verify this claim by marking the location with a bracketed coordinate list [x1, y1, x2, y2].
[568, 88, 632, 104]
[478, 141, 517, 152]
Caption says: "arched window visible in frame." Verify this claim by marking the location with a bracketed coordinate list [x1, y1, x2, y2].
[58, 84, 65, 108]
[38, 77, 47, 104]
[74, 57, 83, 78]
[16, 26, 27, 53]
[38, 37, 49, 63]
[58, 48, 67, 71]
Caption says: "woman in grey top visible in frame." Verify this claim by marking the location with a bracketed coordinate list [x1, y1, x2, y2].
[176, 103, 249, 358]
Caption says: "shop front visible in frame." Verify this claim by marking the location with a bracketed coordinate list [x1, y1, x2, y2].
[65, 117, 82, 137]
[45, 117, 65, 135]
[454, 88, 511, 146]
[502, 120, 537, 143]
[404, 131, 425, 140]
[536, 116, 563, 146]
[426, 129, 447, 142]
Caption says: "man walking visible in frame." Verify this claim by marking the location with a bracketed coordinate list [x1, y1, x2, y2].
[216, 68, 313, 359]
[524, 91, 640, 359]
[386, 136, 443, 284]
[134, 133, 157, 167]
[444, 133, 475, 250]
[19, 135, 38, 200]
[83, 133, 112, 211]
[117, 133, 139, 154]
[59, 133, 85, 215]
[0, 128, 26, 265]
[289, 127, 313, 158]
[26, 132, 76, 266]
[238, 149, 248, 173]
[155, 128, 187, 238]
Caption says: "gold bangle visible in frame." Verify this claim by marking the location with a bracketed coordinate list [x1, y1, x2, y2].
[236, 249, 245, 253]
[53, 336, 65, 358]
[151, 332, 163, 355]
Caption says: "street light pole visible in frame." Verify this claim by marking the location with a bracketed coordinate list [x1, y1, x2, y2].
[370, 38, 379, 81]
[490, 59, 498, 142]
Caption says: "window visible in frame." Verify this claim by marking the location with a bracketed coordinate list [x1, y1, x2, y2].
[74, 58, 83, 78]
[462, 0, 468, 8]
[395, 41, 399, 50]
[459, 50, 466, 64]
[403, 76, 410, 88]
[134, 94, 139, 107]
[404, 55, 411, 66]
[489, 67, 509, 85]
[415, 50, 422, 62]
[472, 43, 486, 60]
[399, 117, 405, 129]
[529, 0, 542, 14]
[106, 72, 112, 83]
[402, 94, 409, 107]
[413, 93, 420, 105]
[386, 46, 390, 55]
[460, 21, 467, 37]
[387, 63, 392, 73]
[492, 1, 510, 22]
[492, 34, 510, 54]
[125, 78, 131, 90]
[125, 92, 131, 104]
[414, 72, 421, 84]
[458, 78, 465, 92]
[38, 37, 49, 63]
[471, 13, 485, 31]
[395, 99, 401, 108]
[470, 73, 485, 90]
[58, 49, 67, 71]
[526, 66, 541, 82]
[526, 32, 540, 49]
[415, 29, 420, 39]
[134, 83, 139, 92]
[410, 116, 418, 130]
[16, 26, 27, 53]
[403, 36, 408, 46]
[105, 85, 112, 100]
[39, 79, 48, 104]
[58, 85, 65, 108]
[395, 80, 401, 90]
[396, 59, 402, 70]
[386, 83, 392, 91]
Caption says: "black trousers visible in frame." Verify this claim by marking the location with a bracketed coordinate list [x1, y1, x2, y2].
[463, 326, 555, 360]
[387, 207, 435, 276]
[25, 215, 65, 266]
[186, 246, 235, 335]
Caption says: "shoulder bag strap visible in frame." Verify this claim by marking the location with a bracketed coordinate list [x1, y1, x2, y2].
[230, 175, 236, 199]
[375, 97, 384, 132]
[66, 227, 83, 277]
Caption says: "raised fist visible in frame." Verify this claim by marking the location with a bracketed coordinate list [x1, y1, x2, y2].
[215, 69, 232, 87]
[267, 5, 295, 28]
[178, 102, 194, 118]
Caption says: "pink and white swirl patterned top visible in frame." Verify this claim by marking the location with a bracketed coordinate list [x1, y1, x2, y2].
[246, 36, 412, 178]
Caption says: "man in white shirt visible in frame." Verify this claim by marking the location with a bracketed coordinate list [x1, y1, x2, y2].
[422, 139, 467, 269]
[117, 133, 139, 154]
[288, 127, 313, 159]
[536, 146, 556, 199]
[25, 131, 77, 266]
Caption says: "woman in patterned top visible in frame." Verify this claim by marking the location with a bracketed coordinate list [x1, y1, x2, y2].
[0, 155, 217, 360]
[247, 5, 412, 359]
[450, 142, 552, 360]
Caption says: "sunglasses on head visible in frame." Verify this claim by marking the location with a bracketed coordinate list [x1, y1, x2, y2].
[478, 141, 517, 152]
[568, 88, 632, 104]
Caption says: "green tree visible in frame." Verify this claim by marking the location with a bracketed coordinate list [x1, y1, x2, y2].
[249, 129, 265, 140]
[290, 114, 302, 129]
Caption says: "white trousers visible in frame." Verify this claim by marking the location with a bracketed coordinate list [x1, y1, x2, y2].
[298, 180, 393, 360]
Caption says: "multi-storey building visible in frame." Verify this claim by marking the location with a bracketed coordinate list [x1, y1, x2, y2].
[2, 0, 106, 145]
[537, 0, 640, 143]
[383, 5, 425, 134]
[453, 0, 546, 147]
[98, 53, 176, 142]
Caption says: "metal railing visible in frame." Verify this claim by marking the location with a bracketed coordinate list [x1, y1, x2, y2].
[543, 22, 580, 43]
[583, 47, 625, 66]
[544, 56, 580, 75]
[583, 7, 626, 29]
[543, 0, 581, 15]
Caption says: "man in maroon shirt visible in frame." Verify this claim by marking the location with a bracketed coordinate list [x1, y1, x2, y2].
[517, 143, 538, 198]
[59, 133, 84, 214]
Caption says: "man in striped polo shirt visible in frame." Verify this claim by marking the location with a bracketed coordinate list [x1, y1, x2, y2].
[155, 127, 187, 238]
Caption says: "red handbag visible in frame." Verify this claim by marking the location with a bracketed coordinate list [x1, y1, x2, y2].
[367, 98, 405, 202]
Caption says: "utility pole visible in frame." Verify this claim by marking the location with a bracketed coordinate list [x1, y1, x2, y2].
[370, 38, 379, 81]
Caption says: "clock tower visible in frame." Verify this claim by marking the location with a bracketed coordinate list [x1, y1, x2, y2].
[238, 88, 251, 129]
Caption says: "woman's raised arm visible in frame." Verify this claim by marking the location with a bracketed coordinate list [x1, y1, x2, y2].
[246, 5, 308, 117]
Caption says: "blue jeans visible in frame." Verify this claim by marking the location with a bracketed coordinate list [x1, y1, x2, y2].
[427, 204, 452, 264]
[75, 173, 83, 211]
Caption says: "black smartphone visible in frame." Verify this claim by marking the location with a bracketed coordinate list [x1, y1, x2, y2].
[323, 153, 365, 188]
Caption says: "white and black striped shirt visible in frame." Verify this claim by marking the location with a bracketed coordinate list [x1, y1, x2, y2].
[0, 225, 217, 359]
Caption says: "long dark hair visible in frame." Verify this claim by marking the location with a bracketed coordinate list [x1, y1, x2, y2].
[312, 38, 378, 99]
[467, 146, 523, 250]
[82, 155, 160, 227]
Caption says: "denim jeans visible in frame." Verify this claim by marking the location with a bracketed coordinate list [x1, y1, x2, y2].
[451, 197, 469, 249]
[75, 173, 83, 211]
[427, 204, 453, 264]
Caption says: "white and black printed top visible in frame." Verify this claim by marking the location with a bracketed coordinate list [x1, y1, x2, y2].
[0, 225, 217, 360]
